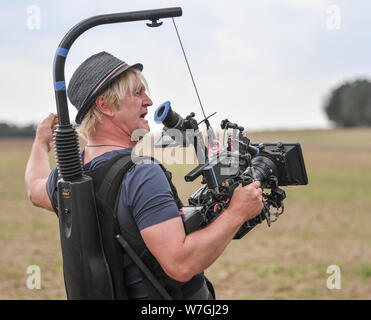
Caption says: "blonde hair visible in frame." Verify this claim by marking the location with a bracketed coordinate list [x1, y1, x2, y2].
[78, 68, 148, 141]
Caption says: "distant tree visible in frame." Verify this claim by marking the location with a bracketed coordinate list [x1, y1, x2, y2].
[0, 122, 36, 137]
[324, 79, 371, 127]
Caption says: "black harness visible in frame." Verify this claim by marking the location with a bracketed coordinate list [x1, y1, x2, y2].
[67, 153, 215, 300]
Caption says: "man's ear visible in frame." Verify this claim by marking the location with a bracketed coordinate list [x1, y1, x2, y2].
[95, 96, 115, 117]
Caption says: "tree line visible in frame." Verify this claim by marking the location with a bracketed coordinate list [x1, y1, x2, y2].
[0, 122, 36, 137]
[0, 78, 369, 136]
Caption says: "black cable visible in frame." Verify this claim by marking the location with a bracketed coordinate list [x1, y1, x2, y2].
[172, 17, 207, 121]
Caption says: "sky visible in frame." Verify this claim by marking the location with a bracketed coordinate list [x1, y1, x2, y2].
[0, 0, 370, 131]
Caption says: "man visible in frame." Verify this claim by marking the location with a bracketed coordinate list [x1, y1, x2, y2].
[25, 51, 264, 299]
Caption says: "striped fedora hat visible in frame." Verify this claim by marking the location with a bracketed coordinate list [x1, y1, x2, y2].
[67, 51, 143, 124]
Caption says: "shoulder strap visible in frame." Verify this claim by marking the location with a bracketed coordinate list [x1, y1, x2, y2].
[116, 235, 172, 300]
[95, 155, 135, 210]
[84, 153, 135, 300]
[93, 153, 173, 300]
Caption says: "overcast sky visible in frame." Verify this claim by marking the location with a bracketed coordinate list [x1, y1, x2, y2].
[1, 0, 370, 131]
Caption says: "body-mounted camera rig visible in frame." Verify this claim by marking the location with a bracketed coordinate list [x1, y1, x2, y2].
[52, 6, 308, 299]
[52, 7, 183, 300]
[154, 102, 308, 238]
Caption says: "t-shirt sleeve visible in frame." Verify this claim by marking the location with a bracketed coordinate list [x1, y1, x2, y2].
[46, 168, 59, 215]
[122, 162, 181, 231]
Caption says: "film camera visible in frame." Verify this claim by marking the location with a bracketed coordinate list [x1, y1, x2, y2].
[154, 101, 308, 238]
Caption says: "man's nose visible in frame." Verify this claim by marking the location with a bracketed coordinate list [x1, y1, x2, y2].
[143, 92, 153, 107]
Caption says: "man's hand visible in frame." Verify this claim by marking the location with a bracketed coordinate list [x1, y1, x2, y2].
[35, 113, 58, 152]
[227, 181, 264, 222]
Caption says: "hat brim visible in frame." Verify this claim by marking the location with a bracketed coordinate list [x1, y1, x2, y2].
[75, 63, 143, 124]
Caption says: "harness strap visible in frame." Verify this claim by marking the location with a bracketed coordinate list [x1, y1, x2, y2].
[116, 235, 172, 300]
[97, 154, 172, 300]
[95, 155, 135, 210]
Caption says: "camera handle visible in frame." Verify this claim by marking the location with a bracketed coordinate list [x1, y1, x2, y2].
[227, 178, 286, 229]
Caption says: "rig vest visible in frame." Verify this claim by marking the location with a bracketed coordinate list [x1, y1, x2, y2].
[80, 153, 215, 300]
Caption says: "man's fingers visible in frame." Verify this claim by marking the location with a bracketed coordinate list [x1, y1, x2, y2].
[42, 114, 54, 125]
[249, 181, 261, 189]
[47, 113, 55, 122]
[52, 114, 58, 127]
[44, 114, 58, 128]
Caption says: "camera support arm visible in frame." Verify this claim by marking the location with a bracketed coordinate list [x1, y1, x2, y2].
[54, 7, 182, 127]
[53, 7, 182, 181]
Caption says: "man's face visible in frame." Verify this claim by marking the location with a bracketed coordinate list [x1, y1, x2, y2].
[113, 79, 153, 138]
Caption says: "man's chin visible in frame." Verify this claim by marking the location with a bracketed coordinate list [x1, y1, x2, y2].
[131, 127, 150, 142]
[140, 124, 150, 135]
[139, 119, 150, 132]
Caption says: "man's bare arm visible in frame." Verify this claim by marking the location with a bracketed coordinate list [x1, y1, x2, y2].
[25, 114, 57, 212]
[141, 182, 263, 282]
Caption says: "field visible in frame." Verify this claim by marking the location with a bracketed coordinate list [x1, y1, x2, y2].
[0, 128, 370, 299]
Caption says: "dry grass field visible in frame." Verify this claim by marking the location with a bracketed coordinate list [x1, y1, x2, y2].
[0, 128, 370, 299]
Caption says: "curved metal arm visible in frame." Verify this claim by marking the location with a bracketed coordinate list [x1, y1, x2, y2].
[53, 7, 182, 126]
[52, 7, 182, 181]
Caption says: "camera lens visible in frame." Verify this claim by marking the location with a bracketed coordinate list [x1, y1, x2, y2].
[154, 101, 184, 129]
[247, 156, 278, 188]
